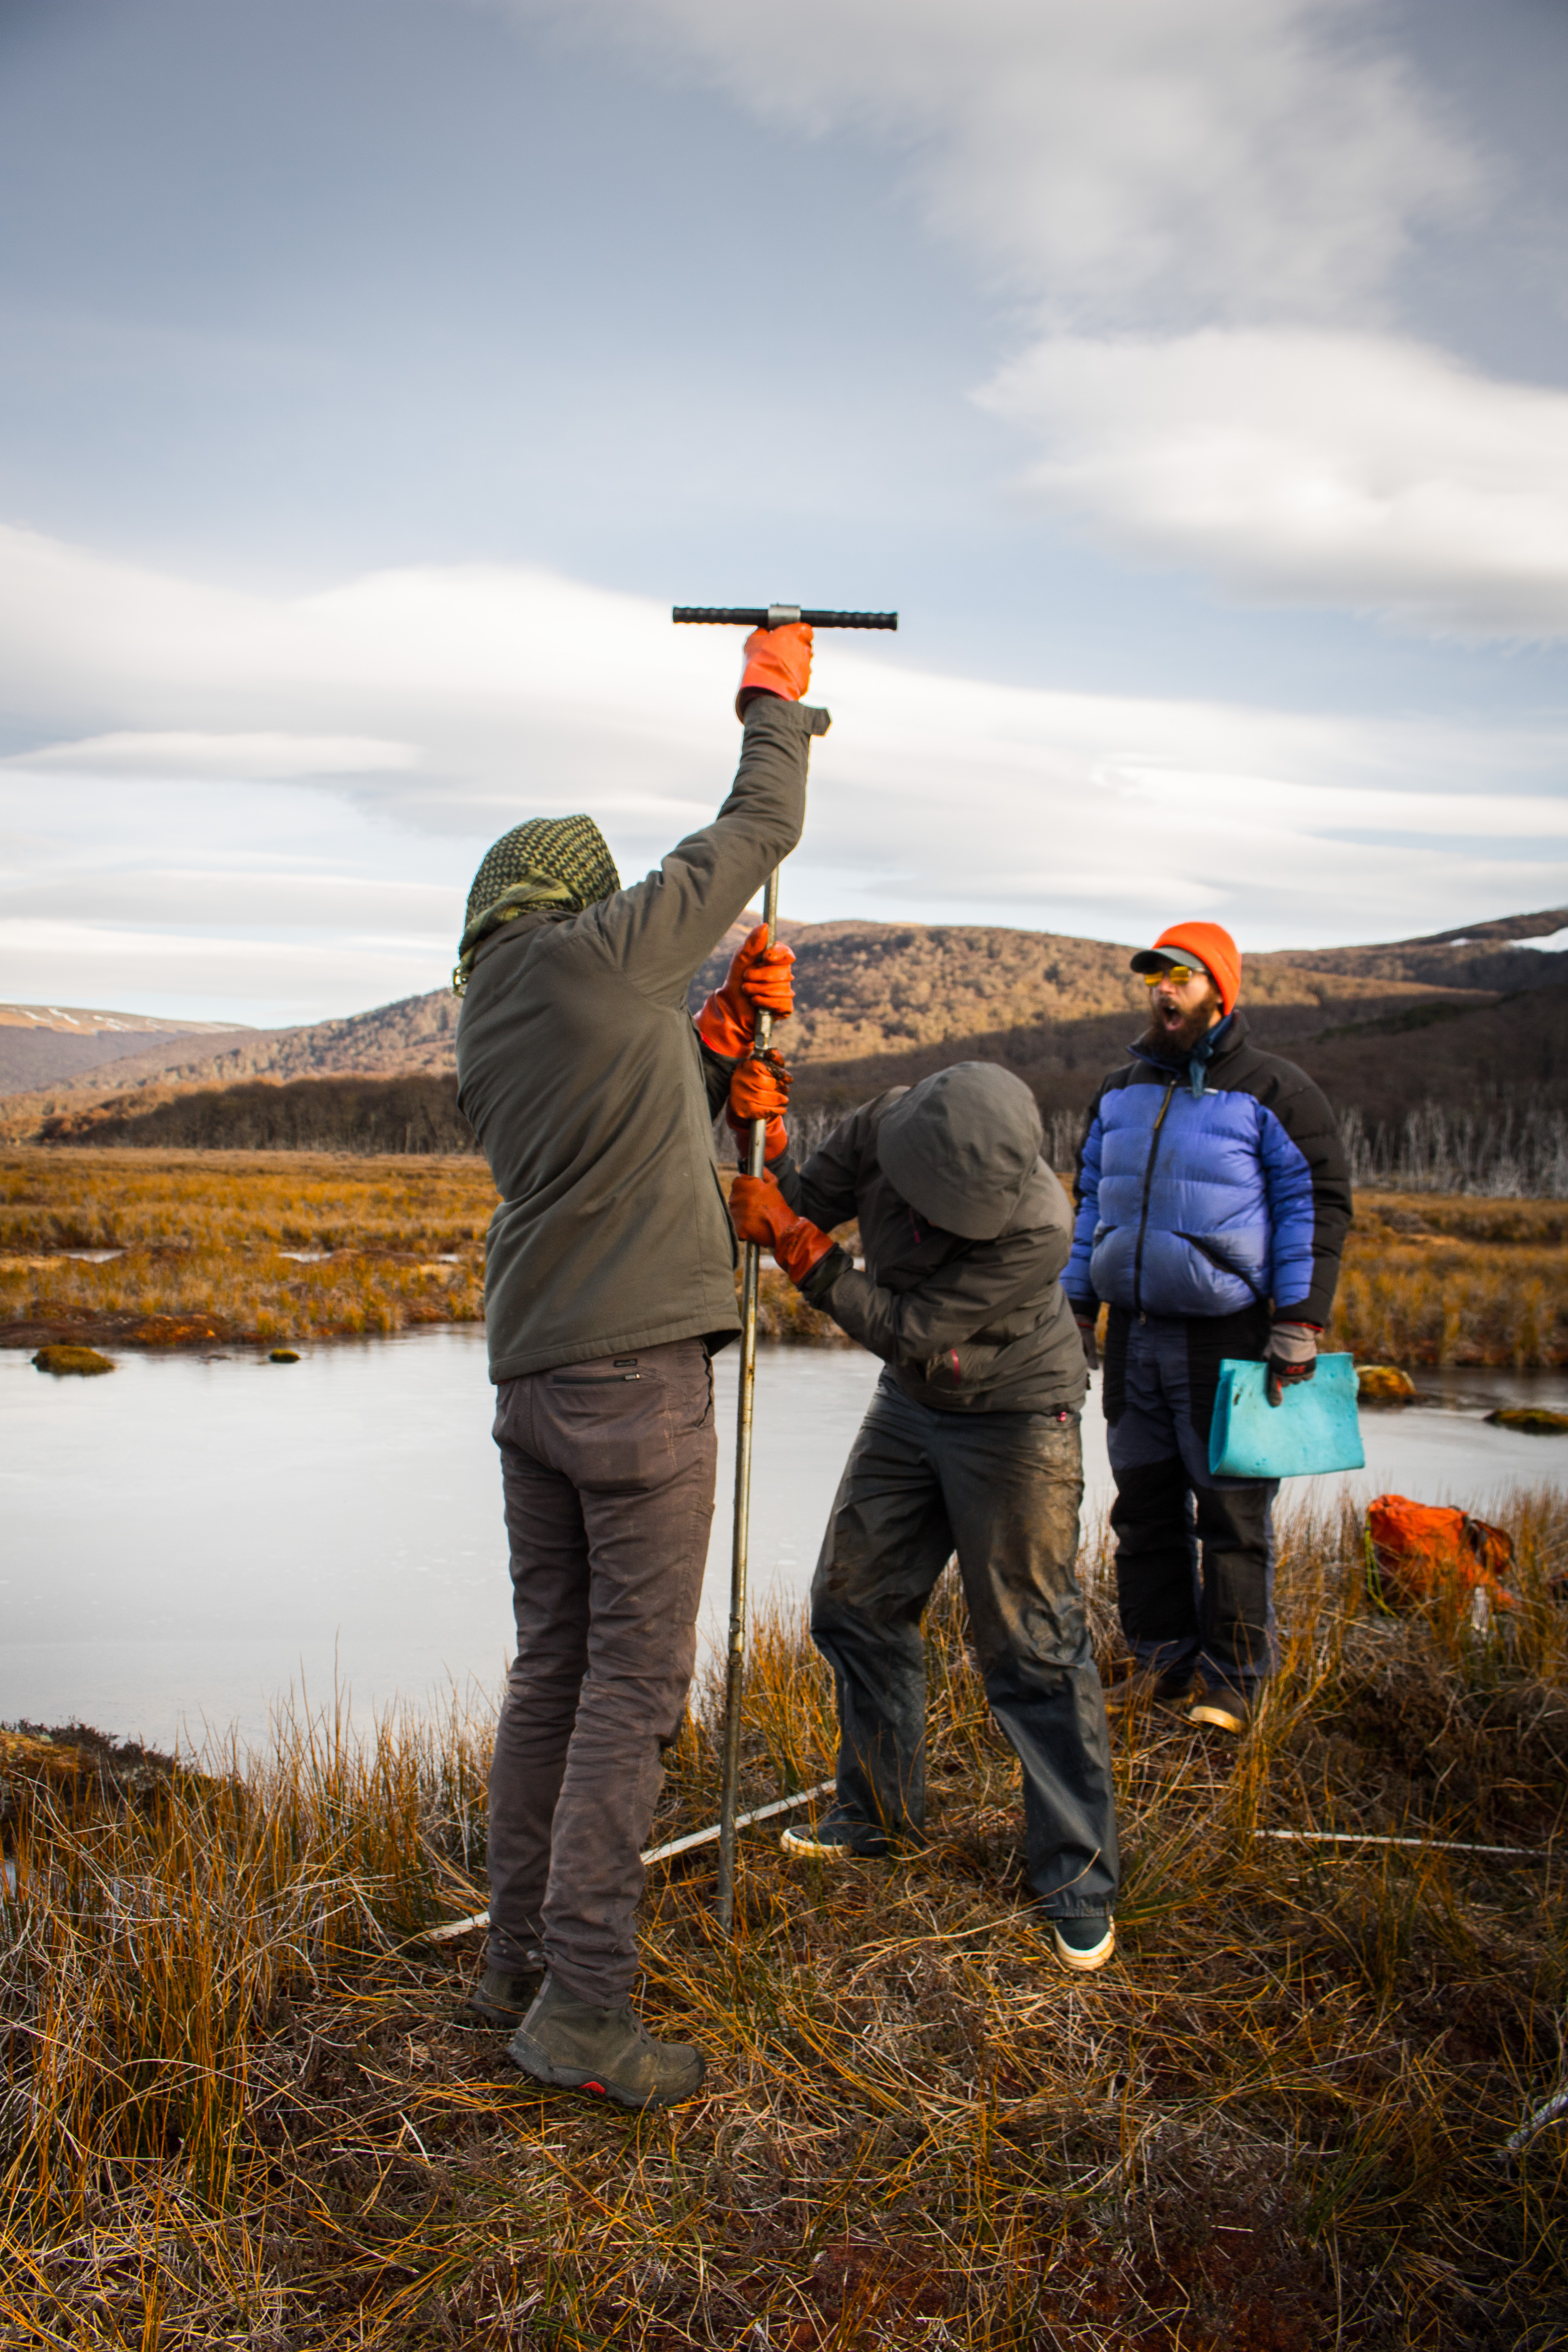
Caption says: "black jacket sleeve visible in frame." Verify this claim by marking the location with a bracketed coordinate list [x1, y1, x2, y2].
[1256, 1062, 1353, 1324]
[775, 1102, 874, 1230]
[799, 1223, 1058, 1370]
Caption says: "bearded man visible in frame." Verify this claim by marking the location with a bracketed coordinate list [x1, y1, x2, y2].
[1065, 922, 1352, 1734]
[454, 625, 828, 2107]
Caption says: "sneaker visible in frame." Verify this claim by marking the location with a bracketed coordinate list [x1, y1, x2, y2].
[779, 1806, 890, 1862]
[1188, 1689, 1250, 1735]
[508, 1975, 705, 2110]
[460, 1955, 545, 2029]
[1051, 1915, 1116, 1973]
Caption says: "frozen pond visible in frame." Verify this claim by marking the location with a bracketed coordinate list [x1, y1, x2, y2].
[2, 1330, 1565, 1750]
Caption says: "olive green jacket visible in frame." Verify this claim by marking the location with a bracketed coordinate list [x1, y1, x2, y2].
[456, 695, 828, 1381]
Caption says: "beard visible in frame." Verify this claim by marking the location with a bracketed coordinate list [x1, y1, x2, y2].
[1140, 988, 1224, 1059]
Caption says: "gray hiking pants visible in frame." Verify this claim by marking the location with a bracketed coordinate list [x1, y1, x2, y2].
[486, 1338, 716, 2006]
[810, 1373, 1119, 1918]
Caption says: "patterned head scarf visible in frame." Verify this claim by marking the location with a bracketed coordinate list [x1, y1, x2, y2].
[453, 815, 621, 992]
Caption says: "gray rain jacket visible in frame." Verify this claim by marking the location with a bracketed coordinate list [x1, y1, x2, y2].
[772, 1062, 1086, 1416]
[456, 695, 829, 1382]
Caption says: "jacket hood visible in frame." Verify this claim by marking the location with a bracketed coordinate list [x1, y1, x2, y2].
[875, 1062, 1044, 1241]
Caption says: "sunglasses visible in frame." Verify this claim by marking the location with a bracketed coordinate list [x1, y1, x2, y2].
[1142, 964, 1201, 987]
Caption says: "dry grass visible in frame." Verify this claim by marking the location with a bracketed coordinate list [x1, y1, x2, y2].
[0, 1151, 855, 1352]
[0, 1148, 495, 1347]
[9, 1155, 1568, 1365]
[4, 1497, 1567, 2347]
[0, 1243, 484, 1348]
[1332, 1194, 1568, 1368]
[0, 1148, 497, 1256]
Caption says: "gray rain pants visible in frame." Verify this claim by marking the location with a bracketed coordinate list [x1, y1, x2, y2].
[485, 1339, 716, 2007]
[809, 1372, 1119, 1920]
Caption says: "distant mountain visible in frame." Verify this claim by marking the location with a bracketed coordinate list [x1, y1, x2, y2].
[0, 1002, 254, 1097]
[11, 907, 1568, 1147]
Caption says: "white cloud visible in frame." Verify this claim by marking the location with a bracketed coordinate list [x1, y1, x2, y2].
[490, 2, 1568, 641]
[13, 732, 419, 780]
[2, 520, 1566, 1021]
[0, 869, 454, 932]
[510, 0, 1477, 322]
[981, 329, 1568, 637]
[0, 918, 447, 1027]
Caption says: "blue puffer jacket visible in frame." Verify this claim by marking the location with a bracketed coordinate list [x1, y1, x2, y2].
[1065, 1014, 1352, 1325]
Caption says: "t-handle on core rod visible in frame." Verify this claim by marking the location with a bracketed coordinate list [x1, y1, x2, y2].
[673, 606, 897, 631]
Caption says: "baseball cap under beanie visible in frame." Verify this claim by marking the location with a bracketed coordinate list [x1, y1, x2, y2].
[1129, 922, 1241, 1016]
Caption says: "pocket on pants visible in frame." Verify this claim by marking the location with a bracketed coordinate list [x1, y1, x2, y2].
[544, 1366, 675, 1492]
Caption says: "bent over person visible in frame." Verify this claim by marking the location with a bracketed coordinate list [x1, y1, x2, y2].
[1065, 922, 1352, 1735]
[727, 1060, 1120, 1973]
[454, 626, 829, 2107]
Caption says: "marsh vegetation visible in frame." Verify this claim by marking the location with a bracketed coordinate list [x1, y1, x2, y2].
[0, 1151, 493, 1348]
[3, 1495, 1566, 2347]
[5, 1152, 1568, 1365]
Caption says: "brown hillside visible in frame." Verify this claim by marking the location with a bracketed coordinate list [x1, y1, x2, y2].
[11, 905, 1568, 1147]
[36, 1073, 476, 1154]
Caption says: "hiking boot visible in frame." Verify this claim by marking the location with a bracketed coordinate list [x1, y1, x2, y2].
[779, 1806, 891, 1862]
[460, 1954, 545, 2029]
[1188, 1688, 1250, 1736]
[1051, 1915, 1116, 1973]
[1102, 1662, 1193, 1715]
[1051, 1914, 1116, 1973]
[507, 1976, 705, 2110]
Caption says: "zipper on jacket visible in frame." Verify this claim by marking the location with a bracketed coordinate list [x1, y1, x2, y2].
[1131, 1076, 1179, 1318]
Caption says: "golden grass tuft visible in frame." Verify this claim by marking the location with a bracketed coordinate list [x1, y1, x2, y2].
[4, 1495, 1567, 2345]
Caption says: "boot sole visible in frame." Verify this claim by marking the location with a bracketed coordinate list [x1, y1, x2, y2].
[1103, 1686, 1192, 1716]
[1188, 1702, 1249, 1735]
[1051, 1921, 1116, 1973]
[779, 1828, 888, 1861]
[508, 2031, 706, 2110]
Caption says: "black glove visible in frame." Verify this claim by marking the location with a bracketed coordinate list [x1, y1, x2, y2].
[1266, 1320, 1319, 1406]
[1073, 1310, 1099, 1374]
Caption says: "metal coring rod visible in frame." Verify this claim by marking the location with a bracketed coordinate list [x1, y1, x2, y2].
[674, 601, 897, 1934]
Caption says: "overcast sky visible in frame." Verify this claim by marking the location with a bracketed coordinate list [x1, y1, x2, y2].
[4, 0, 1568, 1025]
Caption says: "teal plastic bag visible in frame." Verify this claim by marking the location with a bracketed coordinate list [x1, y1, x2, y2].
[1208, 1353, 1365, 1480]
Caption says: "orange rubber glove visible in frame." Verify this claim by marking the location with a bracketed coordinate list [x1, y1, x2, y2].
[728, 1172, 835, 1287]
[693, 924, 796, 1058]
[737, 621, 813, 718]
[726, 1048, 791, 1161]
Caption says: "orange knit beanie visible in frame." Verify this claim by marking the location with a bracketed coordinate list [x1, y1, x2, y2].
[1130, 922, 1241, 1015]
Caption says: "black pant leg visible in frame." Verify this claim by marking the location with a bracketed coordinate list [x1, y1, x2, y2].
[936, 1409, 1119, 1917]
[1191, 1480, 1278, 1689]
[1108, 1457, 1199, 1651]
[810, 1379, 956, 1844]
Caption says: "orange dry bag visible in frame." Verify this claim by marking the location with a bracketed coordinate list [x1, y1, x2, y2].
[1365, 1493, 1516, 1614]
